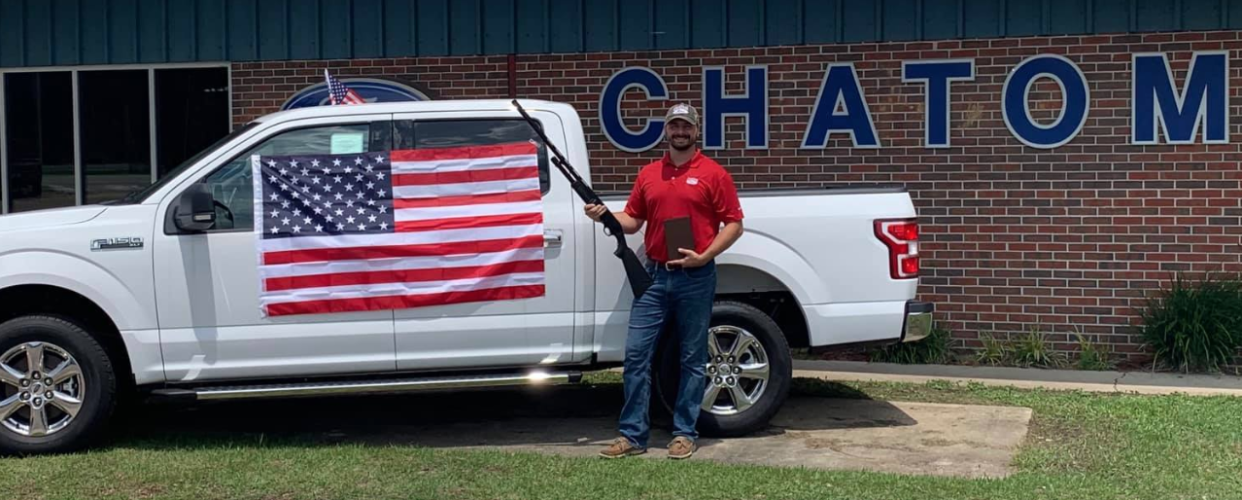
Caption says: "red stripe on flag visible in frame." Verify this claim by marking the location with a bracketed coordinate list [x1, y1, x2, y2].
[392, 165, 539, 186]
[392, 189, 541, 209]
[390, 143, 538, 162]
[263, 234, 544, 265]
[265, 259, 545, 292]
[264, 284, 546, 316]
[395, 212, 542, 232]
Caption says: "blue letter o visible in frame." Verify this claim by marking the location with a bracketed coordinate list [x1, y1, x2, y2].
[1002, 55, 1090, 149]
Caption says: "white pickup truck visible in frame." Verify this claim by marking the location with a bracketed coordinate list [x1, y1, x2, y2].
[0, 99, 932, 455]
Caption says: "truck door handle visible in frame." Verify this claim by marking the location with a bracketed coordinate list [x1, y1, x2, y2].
[543, 229, 563, 248]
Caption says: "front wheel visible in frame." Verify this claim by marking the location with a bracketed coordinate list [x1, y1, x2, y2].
[0, 315, 118, 456]
[653, 300, 792, 437]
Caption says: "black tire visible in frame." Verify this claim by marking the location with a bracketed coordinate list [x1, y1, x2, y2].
[652, 300, 792, 438]
[0, 315, 118, 456]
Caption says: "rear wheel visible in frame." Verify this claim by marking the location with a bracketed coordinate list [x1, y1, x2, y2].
[653, 300, 792, 437]
[0, 315, 117, 456]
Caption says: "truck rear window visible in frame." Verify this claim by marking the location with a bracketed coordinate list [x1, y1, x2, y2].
[395, 119, 550, 196]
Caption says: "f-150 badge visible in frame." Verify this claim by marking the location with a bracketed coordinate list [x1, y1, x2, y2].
[91, 237, 144, 251]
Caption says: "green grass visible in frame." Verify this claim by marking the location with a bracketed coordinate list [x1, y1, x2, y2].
[3, 374, 1241, 500]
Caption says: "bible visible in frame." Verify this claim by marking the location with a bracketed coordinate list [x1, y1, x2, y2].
[663, 216, 696, 262]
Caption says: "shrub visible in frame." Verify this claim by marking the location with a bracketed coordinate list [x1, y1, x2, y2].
[1137, 272, 1242, 373]
[868, 326, 952, 364]
[975, 332, 1009, 366]
[1074, 331, 1115, 371]
[1011, 326, 1067, 368]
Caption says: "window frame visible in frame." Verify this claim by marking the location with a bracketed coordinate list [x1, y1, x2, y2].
[394, 117, 552, 197]
[163, 119, 393, 235]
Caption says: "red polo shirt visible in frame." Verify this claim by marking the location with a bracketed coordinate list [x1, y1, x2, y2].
[623, 150, 744, 263]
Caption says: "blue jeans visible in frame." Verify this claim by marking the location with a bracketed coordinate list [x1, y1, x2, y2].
[618, 259, 717, 449]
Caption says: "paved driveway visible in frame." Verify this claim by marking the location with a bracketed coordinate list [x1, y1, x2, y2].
[126, 382, 1032, 479]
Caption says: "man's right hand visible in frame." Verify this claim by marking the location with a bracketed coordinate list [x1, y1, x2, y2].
[584, 203, 608, 222]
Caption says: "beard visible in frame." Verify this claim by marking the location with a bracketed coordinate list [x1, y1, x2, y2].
[669, 135, 696, 151]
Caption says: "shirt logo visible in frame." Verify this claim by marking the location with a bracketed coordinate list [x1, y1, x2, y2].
[686, 177, 699, 186]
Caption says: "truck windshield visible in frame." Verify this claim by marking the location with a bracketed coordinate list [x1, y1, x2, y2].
[104, 122, 260, 205]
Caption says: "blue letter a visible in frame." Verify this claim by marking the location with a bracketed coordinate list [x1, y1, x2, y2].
[801, 63, 880, 148]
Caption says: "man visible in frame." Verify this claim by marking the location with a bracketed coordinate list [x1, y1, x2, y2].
[584, 103, 744, 460]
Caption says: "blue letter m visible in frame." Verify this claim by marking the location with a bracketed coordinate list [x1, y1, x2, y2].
[1132, 52, 1229, 144]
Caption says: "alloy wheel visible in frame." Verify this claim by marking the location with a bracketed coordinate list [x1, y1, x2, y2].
[0, 342, 86, 437]
[701, 325, 770, 415]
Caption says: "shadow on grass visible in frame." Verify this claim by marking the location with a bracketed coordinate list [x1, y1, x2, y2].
[96, 377, 914, 453]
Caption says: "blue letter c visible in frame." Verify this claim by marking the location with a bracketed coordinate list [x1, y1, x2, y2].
[599, 67, 668, 153]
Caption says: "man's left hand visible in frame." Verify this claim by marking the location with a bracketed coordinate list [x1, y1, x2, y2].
[668, 248, 710, 268]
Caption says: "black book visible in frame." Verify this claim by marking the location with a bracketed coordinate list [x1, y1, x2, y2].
[663, 216, 696, 262]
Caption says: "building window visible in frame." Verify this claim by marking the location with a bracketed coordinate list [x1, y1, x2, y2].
[1, 65, 231, 214]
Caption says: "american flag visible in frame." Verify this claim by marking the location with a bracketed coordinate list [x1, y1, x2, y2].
[325, 69, 366, 105]
[250, 142, 546, 317]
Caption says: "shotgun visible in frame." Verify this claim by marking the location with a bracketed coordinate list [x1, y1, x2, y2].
[510, 99, 653, 299]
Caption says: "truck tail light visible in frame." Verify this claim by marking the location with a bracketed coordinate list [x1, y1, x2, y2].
[874, 219, 919, 279]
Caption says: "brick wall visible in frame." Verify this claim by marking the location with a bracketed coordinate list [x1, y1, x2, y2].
[231, 30, 1242, 361]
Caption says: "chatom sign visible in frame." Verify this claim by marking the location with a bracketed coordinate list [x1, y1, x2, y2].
[598, 52, 1230, 152]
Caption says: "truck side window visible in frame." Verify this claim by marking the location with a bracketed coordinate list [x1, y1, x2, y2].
[195, 122, 390, 232]
[395, 119, 551, 196]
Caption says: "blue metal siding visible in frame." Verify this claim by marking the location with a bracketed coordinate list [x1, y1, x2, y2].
[1049, 0, 1088, 35]
[384, 0, 415, 57]
[167, 0, 196, 62]
[482, 0, 514, 55]
[1, 0, 1240, 68]
[548, 0, 581, 52]
[923, 0, 960, 40]
[803, 0, 840, 44]
[765, 0, 802, 46]
[692, 0, 726, 48]
[24, 0, 52, 67]
[1005, 0, 1042, 37]
[728, 0, 763, 47]
[1184, 0, 1223, 30]
[197, 0, 227, 62]
[53, 0, 81, 66]
[619, 0, 652, 51]
[352, 0, 384, 58]
[288, 0, 320, 59]
[653, 0, 688, 49]
[132, 0, 158, 64]
[583, 0, 617, 52]
[843, 1, 879, 42]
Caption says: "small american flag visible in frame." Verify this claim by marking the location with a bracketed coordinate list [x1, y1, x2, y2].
[325, 69, 366, 105]
[251, 142, 546, 317]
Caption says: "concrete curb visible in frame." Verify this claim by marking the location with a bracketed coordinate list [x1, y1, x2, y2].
[792, 360, 1242, 397]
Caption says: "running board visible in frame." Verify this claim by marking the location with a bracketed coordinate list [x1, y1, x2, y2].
[150, 370, 581, 401]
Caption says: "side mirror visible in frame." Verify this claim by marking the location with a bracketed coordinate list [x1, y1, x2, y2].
[174, 183, 217, 232]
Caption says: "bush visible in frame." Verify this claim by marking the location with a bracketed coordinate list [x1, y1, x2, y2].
[1011, 326, 1067, 368]
[1137, 272, 1242, 373]
[1074, 331, 1115, 371]
[868, 326, 952, 364]
[975, 332, 1009, 366]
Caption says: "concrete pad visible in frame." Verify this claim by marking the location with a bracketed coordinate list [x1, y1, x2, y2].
[135, 386, 1032, 479]
[388, 397, 1033, 479]
[794, 360, 1242, 397]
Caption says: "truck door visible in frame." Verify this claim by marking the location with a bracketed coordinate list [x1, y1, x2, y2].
[152, 115, 398, 382]
[387, 110, 580, 370]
